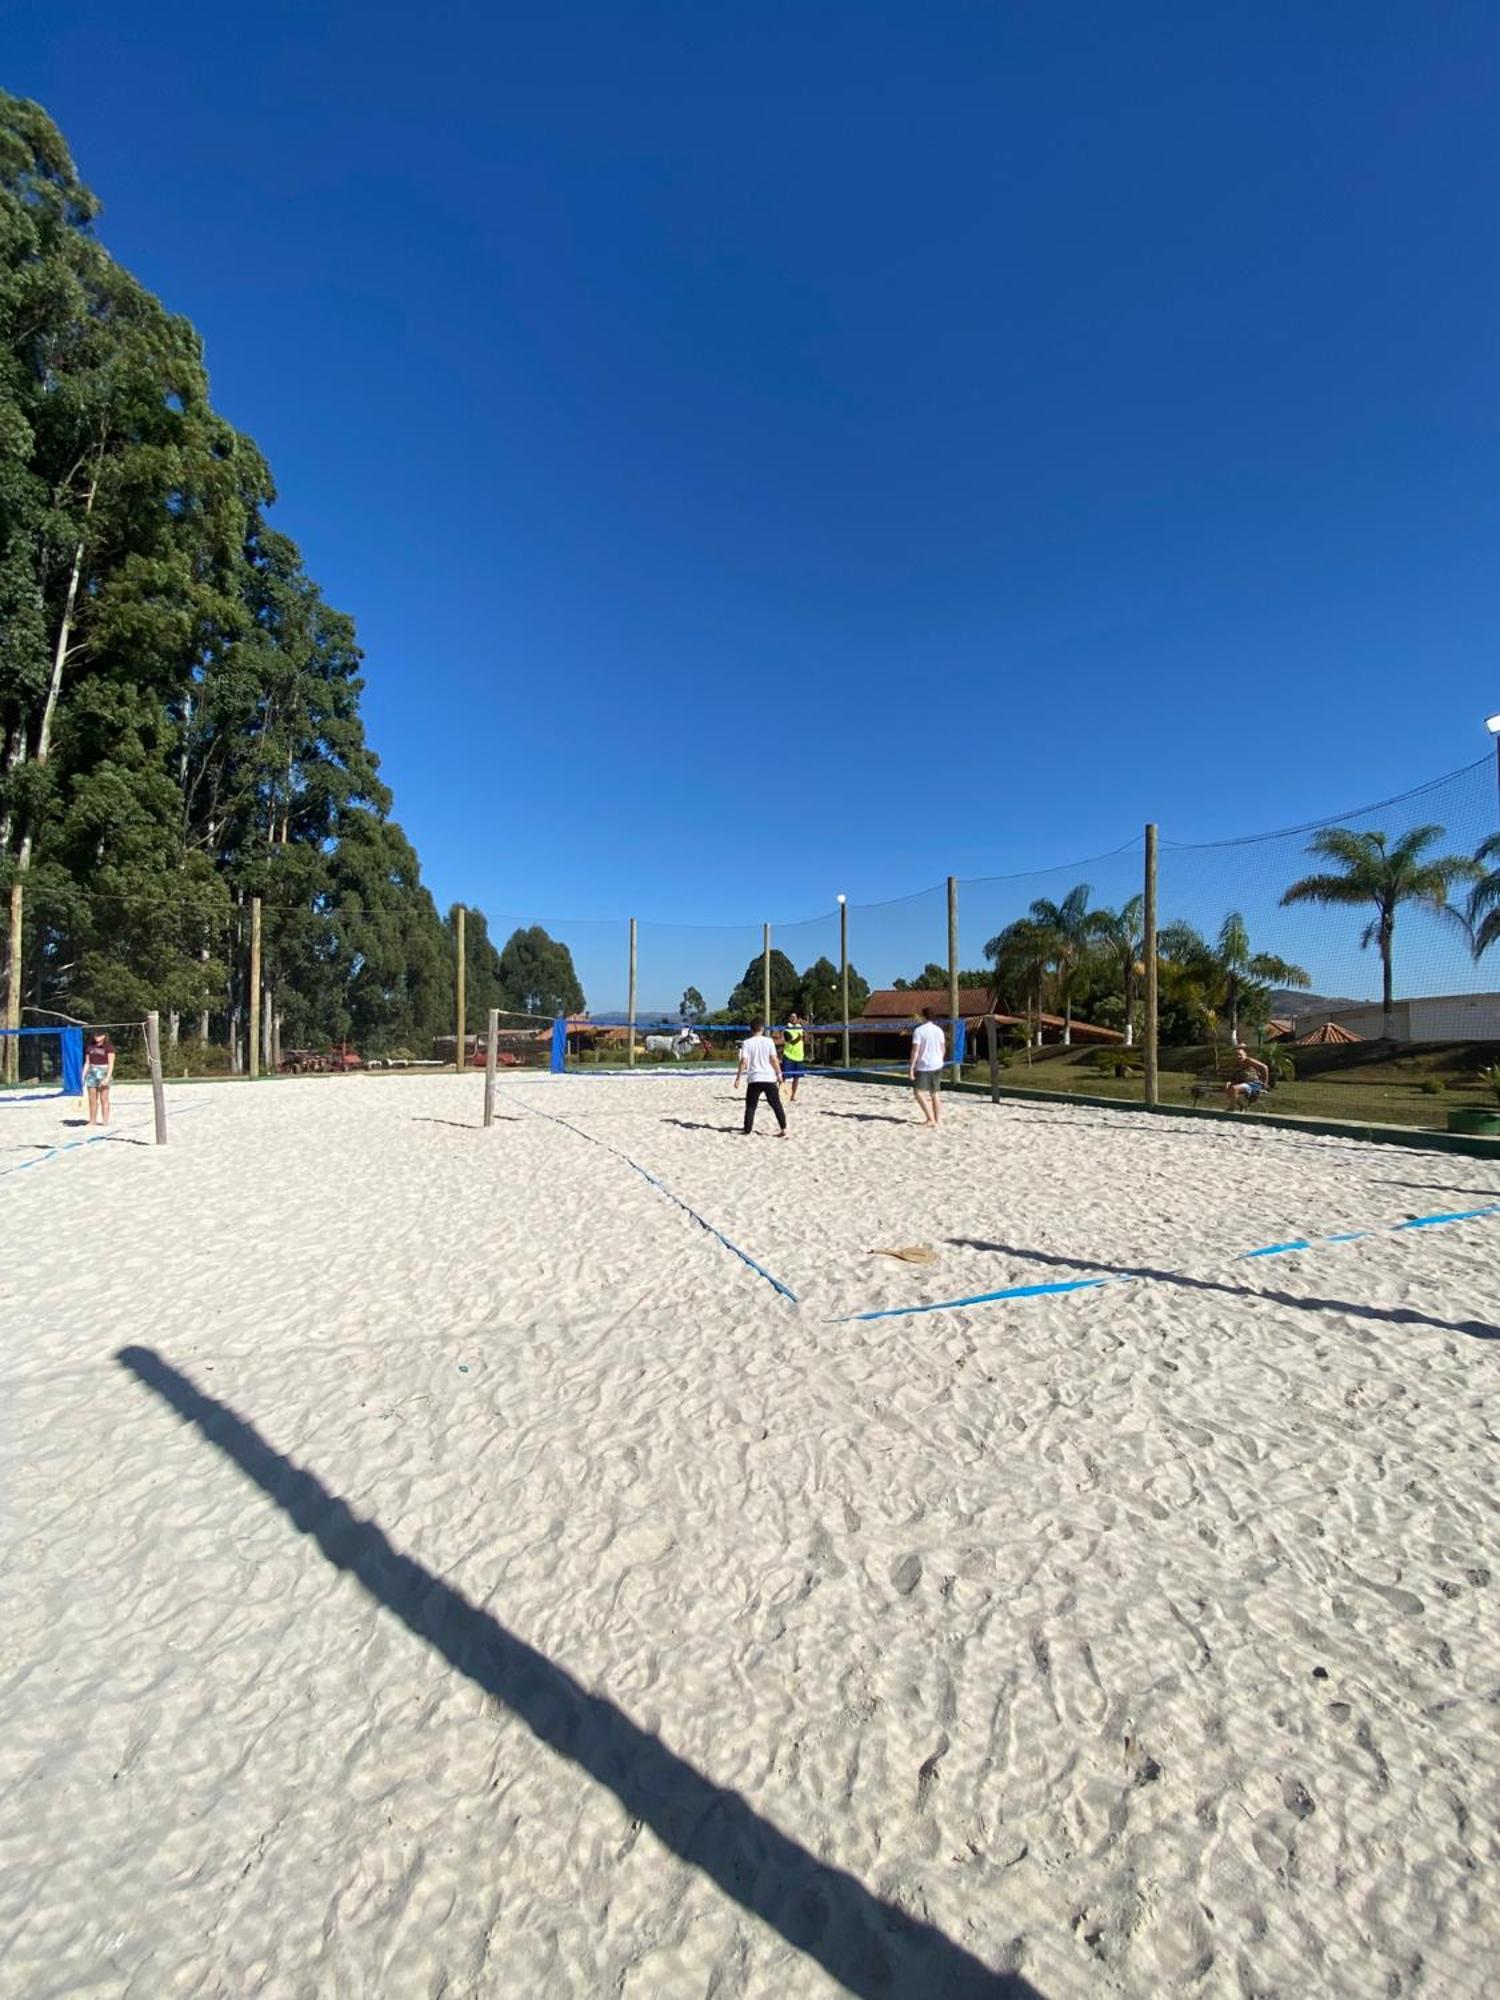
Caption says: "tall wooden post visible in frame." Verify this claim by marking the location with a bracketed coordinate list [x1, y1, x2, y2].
[248, 896, 262, 1080]
[455, 904, 466, 1073]
[483, 1007, 499, 1128]
[986, 1013, 1000, 1102]
[1143, 823, 1159, 1106]
[627, 917, 638, 1068]
[947, 875, 960, 1082]
[761, 923, 771, 1027]
[145, 1010, 168, 1144]
[838, 896, 850, 1070]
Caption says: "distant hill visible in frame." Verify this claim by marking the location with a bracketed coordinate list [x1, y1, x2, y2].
[1268, 988, 1362, 1018]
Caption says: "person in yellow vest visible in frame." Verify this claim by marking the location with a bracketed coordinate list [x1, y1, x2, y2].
[781, 1011, 807, 1102]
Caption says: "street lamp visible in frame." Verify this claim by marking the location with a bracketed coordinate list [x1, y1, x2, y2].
[837, 895, 849, 1071]
[1488, 715, 1500, 819]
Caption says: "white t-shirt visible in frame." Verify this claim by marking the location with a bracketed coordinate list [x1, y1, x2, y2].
[741, 1033, 780, 1083]
[912, 1021, 946, 1071]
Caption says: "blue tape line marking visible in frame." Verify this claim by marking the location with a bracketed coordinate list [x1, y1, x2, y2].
[516, 1099, 798, 1302]
[841, 1276, 1117, 1323]
[1238, 1239, 1312, 1259]
[1323, 1231, 1369, 1243]
[0, 1096, 212, 1183]
[1396, 1205, 1500, 1229]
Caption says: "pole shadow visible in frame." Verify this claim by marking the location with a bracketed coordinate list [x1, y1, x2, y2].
[948, 1241, 1500, 1344]
[818, 1110, 913, 1126]
[116, 1346, 1035, 1998]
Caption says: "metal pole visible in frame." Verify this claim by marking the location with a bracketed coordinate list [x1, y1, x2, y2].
[1143, 823, 1159, 1106]
[146, 1010, 168, 1144]
[483, 1007, 498, 1128]
[762, 923, 771, 1027]
[455, 905, 466, 1073]
[248, 897, 261, 1080]
[947, 875, 960, 1083]
[627, 917, 637, 1068]
[986, 1012, 999, 1103]
[839, 896, 850, 1070]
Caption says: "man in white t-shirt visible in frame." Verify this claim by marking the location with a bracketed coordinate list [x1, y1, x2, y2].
[910, 1007, 947, 1126]
[735, 1019, 788, 1136]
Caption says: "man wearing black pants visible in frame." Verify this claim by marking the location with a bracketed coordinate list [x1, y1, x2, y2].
[734, 1019, 789, 1137]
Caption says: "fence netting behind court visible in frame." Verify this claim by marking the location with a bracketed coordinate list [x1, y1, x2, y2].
[456, 755, 1499, 1091]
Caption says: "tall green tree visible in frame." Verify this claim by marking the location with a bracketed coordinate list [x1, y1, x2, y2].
[1022, 885, 1093, 1044]
[1155, 911, 1310, 1044]
[794, 954, 870, 1024]
[1084, 895, 1144, 1046]
[680, 985, 706, 1023]
[1281, 826, 1477, 1040]
[496, 925, 585, 1018]
[984, 915, 1053, 1044]
[726, 948, 797, 1021]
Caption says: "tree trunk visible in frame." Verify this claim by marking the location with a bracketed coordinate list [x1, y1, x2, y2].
[168, 1012, 180, 1049]
[1382, 915, 1396, 1039]
[2, 479, 97, 1080]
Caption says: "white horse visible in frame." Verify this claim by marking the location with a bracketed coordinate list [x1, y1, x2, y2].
[642, 1028, 702, 1060]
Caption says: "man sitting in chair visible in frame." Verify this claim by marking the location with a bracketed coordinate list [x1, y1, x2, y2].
[1224, 1044, 1270, 1112]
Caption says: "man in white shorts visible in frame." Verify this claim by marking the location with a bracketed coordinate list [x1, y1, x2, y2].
[735, 1019, 789, 1137]
[910, 1006, 947, 1126]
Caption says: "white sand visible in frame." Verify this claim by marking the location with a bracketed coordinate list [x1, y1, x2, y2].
[2, 1070, 1497, 1998]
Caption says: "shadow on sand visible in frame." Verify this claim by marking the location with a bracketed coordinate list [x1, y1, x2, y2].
[116, 1346, 1035, 1998]
[948, 1239, 1500, 1343]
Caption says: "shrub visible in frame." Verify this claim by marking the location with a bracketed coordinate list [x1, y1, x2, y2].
[1419, 1077, 1446, 1096]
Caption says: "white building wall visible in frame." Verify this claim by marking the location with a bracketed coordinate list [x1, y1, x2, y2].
[1319, 994, 1500, 1041]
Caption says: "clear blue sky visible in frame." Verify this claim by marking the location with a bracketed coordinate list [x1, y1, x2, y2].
[11, 3, 1500, 1006]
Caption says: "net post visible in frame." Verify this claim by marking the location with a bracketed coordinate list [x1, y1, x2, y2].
[248, 897, 262, 1080]
[2, 877, 20, 1085]
[483, 1007, 498, 1127]
[761, 923, 771, 1027]
[146, 1011, 168, 1144]
[947, 875, 960, 1082]
[1143, 823, 1159, 1106]
[986, 1012, 999, 1102]
[627, 917, 637, 1068]
[838, 895, 850, 1070]
[455, 904, 466, 1074]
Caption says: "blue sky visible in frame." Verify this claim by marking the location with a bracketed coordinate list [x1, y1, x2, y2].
[10, 3, 1500, 1007]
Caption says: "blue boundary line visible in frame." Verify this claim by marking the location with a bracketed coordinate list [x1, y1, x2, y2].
[836, 1201, 1500, 1323]
[513, 1097, 798, 1303]
[0, 1097, 212, 1184]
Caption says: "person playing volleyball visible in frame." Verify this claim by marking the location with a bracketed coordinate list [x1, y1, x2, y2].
[781, 1011, 807, 1102]
[910, 1007, 947, 1126]
[735, 1020, 789, 1137]
[83, 1029, 116, 1126]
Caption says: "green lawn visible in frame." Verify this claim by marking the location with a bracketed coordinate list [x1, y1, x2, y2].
[962, 1040, 1500, 1133]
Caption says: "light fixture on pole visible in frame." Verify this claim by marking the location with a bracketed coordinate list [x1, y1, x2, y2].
[1487, 714, 1500, 819]
[837, 895, 850, 1072]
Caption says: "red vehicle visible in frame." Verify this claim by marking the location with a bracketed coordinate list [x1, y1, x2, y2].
[326, 1042, 362, 1072]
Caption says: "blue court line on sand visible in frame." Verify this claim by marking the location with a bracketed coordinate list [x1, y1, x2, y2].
[0, 1097, 212, 1183]
[515, 1098, 798, 1303]
[837, 1202, 1500, 1324]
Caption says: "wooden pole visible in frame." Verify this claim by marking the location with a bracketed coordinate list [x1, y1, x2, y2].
[455, 904, 466, 1074]
[1143, 823, 1159, 1106]
[839, 896, 850, 1070]
[627, 917, 637, 1068]
[947, 875, 960, 1082]
[761, 923, 771, 1027]
[483, 1007, 498, 1128]
[248, 896, 261, 1080]
[145, 1010, 167, 1144]
[986, 1013, 999, 1102]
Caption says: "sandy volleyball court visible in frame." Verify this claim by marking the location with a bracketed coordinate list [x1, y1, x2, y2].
[2, 1070, 1497, 1997]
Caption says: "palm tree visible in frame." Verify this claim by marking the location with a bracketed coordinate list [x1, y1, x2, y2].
[1026, 884, 1093, 1045]
[984, 914, 1052, 1053]
[1281, 825, 1478, 1039]
[1211, 912, 1310, 1041]
[1086, 895, 1144, 1045]
[1467, 833, 1500, 960]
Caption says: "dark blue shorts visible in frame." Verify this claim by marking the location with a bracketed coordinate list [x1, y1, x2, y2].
[783, 1059, 804, 1078]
